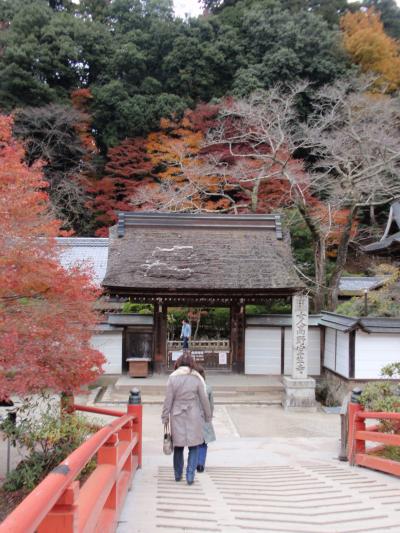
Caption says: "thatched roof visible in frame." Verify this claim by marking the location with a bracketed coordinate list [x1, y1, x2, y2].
[102, 213, 303, 297]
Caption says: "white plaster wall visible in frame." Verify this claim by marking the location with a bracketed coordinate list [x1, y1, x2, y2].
[355, 331, 400, 379]
[335, 331, 349, 378]
[91, 331, 123, 374]
[284, 327, 321, 376]
[245, 327, 281, 374]
[324, 328, 336, 372]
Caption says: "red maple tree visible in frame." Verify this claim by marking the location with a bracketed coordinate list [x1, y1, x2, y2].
[0, 115, 105, 398]
[87, 137, 155, 236]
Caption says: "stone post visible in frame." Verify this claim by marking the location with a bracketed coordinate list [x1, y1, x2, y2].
[282, 293, 316, 411]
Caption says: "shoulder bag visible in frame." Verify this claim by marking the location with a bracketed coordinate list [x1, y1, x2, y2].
[163, 421, 173, 455]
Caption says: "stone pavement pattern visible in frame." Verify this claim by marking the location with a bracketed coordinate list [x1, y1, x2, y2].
[120, 463, 400, 533]
[116, 405, 400, 533]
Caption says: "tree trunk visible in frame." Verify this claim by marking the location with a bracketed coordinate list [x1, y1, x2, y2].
[193, 311, 202, 340]
[250, 176, 261, 212]
[327, 206, 358, 310]
[370, 204, 376, 225]
[296, 202, 327, 312]
[313, 234, 327, 312]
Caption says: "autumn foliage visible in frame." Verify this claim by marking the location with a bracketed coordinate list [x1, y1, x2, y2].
[87, 137, 156, 235]
[89, 104, 222, 234]
[71, 88, 98, 159]
[0, 115, 104, 398]
[90, 102, 312, 233]
[341, 9, 400, 92]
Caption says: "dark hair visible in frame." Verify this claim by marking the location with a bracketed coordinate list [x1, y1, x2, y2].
[174, 353, 197, 371]
[197, 365, 205, 380]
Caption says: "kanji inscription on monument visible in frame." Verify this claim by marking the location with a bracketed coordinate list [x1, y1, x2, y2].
[292, 293, 309, 379]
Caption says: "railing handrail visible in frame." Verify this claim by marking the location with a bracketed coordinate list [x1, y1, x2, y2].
[348, 402, 400, 477]
[73, 403, 126, 417]
[356, 411, 400, 421]
[0, 406, 136, 533]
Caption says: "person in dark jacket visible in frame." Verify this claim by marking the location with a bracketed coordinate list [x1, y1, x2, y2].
[161, 354, 211, 484]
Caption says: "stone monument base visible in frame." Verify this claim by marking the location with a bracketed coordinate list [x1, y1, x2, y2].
[282, 376, 317, 412]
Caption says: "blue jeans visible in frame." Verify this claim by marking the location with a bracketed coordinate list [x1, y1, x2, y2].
[182, 336, 189, 349]
[173, 446, 199, 482]
[197, 442, 208, 467]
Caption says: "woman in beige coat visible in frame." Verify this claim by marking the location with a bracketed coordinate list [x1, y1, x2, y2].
[161, 354, 212, 485]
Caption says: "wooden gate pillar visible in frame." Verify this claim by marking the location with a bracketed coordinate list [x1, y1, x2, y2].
[231, 302, 245, 373]
[153, 302, 167, 373]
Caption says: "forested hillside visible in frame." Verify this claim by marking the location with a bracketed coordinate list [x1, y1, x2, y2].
[2, 0, 400, 309]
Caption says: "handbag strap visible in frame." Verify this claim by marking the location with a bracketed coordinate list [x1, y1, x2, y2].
[164, 421, 170, 434]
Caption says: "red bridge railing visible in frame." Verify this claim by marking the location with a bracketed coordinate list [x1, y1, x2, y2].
[348, 402, 400, 477]
[0, 401, 142, 533]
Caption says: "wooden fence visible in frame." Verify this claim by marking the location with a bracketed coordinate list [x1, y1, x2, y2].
[0, 402, 142, 533]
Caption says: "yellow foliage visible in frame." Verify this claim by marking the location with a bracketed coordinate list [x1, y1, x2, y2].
[146, 118, 204, 187]
[341, 9, 400, 92]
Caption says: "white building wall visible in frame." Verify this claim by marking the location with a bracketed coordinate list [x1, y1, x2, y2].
[355, 331, 400, 379]
[335, 331, 349, 378]
[91, 330, 123, 374]
[284, 327, 321, 375]
[244, 325, 321, 376]
[245, 327, 281, 375]
[324, 328, 336, 372]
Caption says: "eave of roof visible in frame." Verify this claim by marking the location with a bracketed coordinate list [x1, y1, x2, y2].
[319, 311, 359, 332]
[320, 312, 400, 332]
[362, 233, 400, 253]
[362, 201, 400, 254]
[359, 317, 400, 333]
[339, 276, 389, 296]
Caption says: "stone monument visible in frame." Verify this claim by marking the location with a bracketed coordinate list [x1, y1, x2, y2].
[282, 292, 317, 411]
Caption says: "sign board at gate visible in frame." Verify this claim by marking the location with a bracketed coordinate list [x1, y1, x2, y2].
[218, 352, 227, 365]
[171, 351, 182, 361]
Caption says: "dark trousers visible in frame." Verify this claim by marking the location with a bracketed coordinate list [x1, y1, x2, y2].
[173, 445, 199, 482]
[182, 336, 189, 349]
[197, 442, 208, 467]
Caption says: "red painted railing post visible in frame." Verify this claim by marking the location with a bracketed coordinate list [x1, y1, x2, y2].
[119, 420, 134, 478]
[37, 481, 79, 533]
[97, 433, 119, 529]
[98, 433, 119, 466]
[348, 402, 365, 464]
[128, 403, 143, 468]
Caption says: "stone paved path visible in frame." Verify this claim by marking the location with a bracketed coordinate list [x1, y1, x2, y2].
[116, 405, 400, 533]
[118, 462, 400, 532]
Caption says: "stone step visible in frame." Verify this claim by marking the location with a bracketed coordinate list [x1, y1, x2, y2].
[139, 395, 283, 405]
[96, 386, 283, 405]
[114, 385, 284, 398]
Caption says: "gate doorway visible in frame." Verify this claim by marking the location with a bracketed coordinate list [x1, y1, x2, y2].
[165, 307, 232, 371]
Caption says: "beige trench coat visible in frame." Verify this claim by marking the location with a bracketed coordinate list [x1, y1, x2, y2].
[161, 373, 212, 447]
